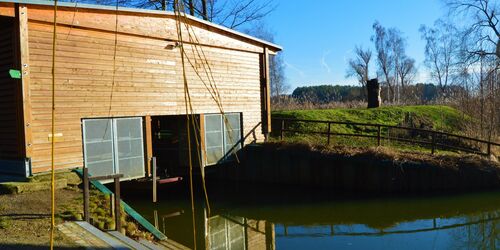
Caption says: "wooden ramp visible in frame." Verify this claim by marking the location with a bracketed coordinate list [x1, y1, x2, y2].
[58, 221, 189, 250]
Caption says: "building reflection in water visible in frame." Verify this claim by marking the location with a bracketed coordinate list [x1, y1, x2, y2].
[206, 214, 275, 250]
[152, 208, 275, 250]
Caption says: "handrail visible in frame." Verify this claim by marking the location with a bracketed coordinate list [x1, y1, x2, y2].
[83, 169, 123, 233]
[272, 117, 499, 156]
[75, 169, 167, 240]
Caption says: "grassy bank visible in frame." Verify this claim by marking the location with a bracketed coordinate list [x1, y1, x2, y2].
[271, 105, 481, 154]
[273, 105, 467, 133]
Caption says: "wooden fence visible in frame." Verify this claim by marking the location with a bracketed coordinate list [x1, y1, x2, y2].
[272, 117, 500, 156]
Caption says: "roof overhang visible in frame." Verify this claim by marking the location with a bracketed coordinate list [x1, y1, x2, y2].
[0, 0, 282, 52]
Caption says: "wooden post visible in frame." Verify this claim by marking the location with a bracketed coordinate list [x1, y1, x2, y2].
[377, 125, 381, 146]
[199, 114, 206, 167]
[431, 132, 436, 155]
[487, 141, 491, 156]
[265, 221, 275, 250]
[327, 122, 331, 145]
[280, 120, 285, 140]
[83, 168, 90, 222]
[144, 116, 153, 176]
[263, 48, 272, 136]
[114, 176, 121, 231]
[152, 157, 157, 203]
[154, 210, 159, 229]
[15, 4, 34, 160]
[109, 194, 115, 217]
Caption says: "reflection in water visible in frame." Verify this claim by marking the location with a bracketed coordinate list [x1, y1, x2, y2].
[207, 215, 274, 250]
[127, 188, 500, 250]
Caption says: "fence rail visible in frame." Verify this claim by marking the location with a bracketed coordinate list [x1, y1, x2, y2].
[272, 117, 500, 157]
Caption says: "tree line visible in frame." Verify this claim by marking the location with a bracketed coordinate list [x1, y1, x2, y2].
[291, 84, 464, 105]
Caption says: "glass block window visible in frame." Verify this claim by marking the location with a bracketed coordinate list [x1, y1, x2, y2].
[204, 113, 242, 166]
[83, 117, 145, 180]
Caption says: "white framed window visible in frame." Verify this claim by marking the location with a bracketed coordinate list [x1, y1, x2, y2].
[82, 117, 145, 180]
[204, 113, 242, 166]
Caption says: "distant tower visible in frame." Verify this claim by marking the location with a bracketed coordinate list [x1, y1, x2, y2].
[367, 78, 381, 108]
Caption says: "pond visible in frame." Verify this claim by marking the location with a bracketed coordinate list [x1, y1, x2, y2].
[126, 185, 500, 250]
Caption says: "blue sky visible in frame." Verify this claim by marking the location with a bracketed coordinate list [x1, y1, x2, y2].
[262, 0, 446, 91]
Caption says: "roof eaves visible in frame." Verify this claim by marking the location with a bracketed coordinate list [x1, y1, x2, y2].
[0, 0, 282, 51]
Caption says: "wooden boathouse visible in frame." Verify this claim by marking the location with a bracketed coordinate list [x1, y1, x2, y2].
[0, 0, 281, 178]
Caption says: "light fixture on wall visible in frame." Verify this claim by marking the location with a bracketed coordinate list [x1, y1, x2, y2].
[165, 42, 182, 50]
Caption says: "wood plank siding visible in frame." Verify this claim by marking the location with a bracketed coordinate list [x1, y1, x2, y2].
[0, 16, 24, 160]
[0, 2, 280, 174]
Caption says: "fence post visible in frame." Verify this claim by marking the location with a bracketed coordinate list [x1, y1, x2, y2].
[327, 122, 331, 145]
[114, 176, 121, 231]
[280, 119, 285, 140]
[377, 125, 381, 146]
[152, 157, 157, 203]
[487, 141, 491, 156]
[431, 132, 436, 155]
[83, 167, 89, 223]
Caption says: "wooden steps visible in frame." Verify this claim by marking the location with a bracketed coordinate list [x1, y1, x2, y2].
[108, 231, 150, 250]
[75, 221, 130, 250]
[59, 221, 189, 250]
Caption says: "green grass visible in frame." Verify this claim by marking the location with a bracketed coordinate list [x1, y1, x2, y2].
[271, 105, 472, 154]
[273, 105, 467, 134]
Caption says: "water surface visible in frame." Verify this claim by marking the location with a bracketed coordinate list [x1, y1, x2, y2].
[126, 186, 500, 249]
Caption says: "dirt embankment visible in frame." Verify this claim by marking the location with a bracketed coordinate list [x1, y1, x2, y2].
[217, 142, 500, 193]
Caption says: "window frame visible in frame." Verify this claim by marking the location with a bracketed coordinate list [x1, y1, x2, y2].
[82, 117, 145, 181]
[203, 113, 243, 166]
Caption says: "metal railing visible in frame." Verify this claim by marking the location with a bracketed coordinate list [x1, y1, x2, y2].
[272, 117, 500, 156]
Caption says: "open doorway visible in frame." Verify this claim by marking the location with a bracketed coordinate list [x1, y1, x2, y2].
[150, 113, 243, 177]
[151, 115, 201, 177]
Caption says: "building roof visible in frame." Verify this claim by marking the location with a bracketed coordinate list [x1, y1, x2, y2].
[0, 0, 282, 51]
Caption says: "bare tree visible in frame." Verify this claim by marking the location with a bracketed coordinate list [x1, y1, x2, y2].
[398, 56, 417, 99]
[346, 46, 372, 99]
[390, 28, 407, 103]
[66, 0, 275, 29]
[420, 20, 460, 96]
[372, 22, 395, 102]
[209, 0, 276, 29]
[446, 0, 499, 62]
[372, 22, 413, 103]
[445, 0, 500, 140]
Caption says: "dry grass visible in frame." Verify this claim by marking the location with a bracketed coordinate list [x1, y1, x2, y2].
[264, 141, 500, 170]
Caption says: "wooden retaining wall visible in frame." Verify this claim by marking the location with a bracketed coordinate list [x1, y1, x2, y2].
[216, 144, 500, 193]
